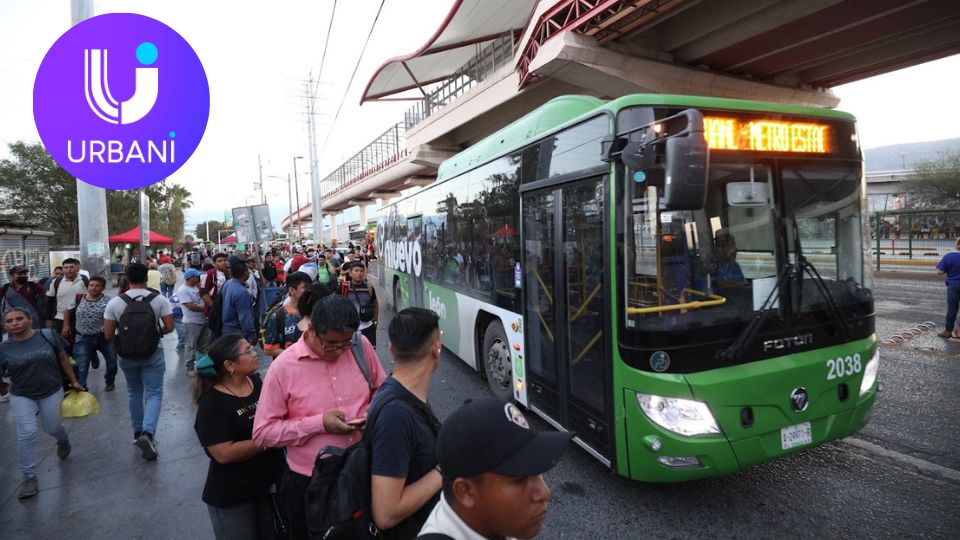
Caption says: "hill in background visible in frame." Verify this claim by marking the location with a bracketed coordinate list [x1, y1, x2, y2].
[864, 138, 960, 172]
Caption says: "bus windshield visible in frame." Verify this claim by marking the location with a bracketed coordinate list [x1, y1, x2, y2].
[623, 157, 872, 338]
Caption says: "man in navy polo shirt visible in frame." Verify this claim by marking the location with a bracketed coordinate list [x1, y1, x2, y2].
[936, 237, 960, 337]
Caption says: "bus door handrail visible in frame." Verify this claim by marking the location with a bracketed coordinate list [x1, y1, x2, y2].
[572, 329, 603, 365]
[626, 288, 726, 315]
[570, 282, 602, 323]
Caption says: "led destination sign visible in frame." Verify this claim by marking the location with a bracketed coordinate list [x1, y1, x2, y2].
[704, 117, 831, 154]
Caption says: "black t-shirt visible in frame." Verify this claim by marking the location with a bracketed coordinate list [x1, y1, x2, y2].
[194, 375, 284, 508]
[369, 377, 441, 534]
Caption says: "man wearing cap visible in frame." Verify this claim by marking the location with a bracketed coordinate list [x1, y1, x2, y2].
[178, 268, 209, 376]
[370, 307, 444, 536]
[418, 398, 569, 540]
[0, 265, 47, 330]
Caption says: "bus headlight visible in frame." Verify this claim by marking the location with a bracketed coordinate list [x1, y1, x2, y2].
[859, 351, 879, 396]
[636, 393, 720, 437]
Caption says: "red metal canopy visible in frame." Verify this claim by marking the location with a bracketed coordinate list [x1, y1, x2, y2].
[108, 226, 174, 245]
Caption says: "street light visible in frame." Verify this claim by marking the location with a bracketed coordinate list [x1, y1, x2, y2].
[293, 156, 305, 245]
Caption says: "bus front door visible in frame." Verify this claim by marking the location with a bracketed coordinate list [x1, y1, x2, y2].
[522, 176, 610, 460]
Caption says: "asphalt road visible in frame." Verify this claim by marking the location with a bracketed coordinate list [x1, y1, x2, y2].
[1, 276, 957, 539]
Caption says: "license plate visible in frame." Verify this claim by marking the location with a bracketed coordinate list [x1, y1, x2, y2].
[780, 422, 812, 450]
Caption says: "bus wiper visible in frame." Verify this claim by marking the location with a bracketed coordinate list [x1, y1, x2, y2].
[790, 219, 852, 339]
[716, 263, 792, 362]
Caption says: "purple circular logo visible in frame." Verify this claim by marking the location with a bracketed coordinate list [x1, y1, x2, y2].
[34, 13, 209, 189]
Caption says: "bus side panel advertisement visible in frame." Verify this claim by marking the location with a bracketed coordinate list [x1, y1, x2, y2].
[422, 282, 460, 355]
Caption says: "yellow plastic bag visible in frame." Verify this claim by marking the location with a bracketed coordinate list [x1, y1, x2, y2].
[61, 390, 100, 418]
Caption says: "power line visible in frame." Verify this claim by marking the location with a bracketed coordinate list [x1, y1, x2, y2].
[312, 0, 337, 98]
[317, 0, 386, 162]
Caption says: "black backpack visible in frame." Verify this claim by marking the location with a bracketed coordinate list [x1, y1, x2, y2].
[207, 292, 224, 337]
[114, 292, 161, 358]
[304, 388, 439, 540]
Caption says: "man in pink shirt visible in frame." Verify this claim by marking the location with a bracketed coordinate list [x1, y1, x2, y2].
[253, 294, 386, 539]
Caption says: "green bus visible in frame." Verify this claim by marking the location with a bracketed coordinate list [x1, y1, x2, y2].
[375, 94, 879, 481]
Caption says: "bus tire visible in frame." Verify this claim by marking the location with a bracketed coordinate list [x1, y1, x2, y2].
[482, 321, 513, 401]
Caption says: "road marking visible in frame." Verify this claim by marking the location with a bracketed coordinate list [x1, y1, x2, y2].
[843, 437, 960, 483]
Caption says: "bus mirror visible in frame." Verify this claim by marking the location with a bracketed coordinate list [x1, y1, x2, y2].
[664, 110, 708, 210]
[621, 139, 657, 171]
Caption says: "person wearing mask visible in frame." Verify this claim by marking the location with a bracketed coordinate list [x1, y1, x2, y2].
[252, 294, 387, 539]
[0, 307, 84, 499]
[221, 260, 258, 345]
[194, 334, 284, 540]
[261, 252, 279, 287]
[179, 268, 210, 376]
[103, 263, 175, 461]
[63, 276, 117, 391]
[417, 398, 570, 540]
[45, 258, 88, 345]
[262, 272, 311, 358]
[370, 308, 444, 537]
[0, 265, 47, 330]
[340, 261, 379, 347]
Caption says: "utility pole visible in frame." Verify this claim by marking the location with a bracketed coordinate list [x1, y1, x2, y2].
[293, 156, 304, 244]
[305, 78, 322, 246]
[257, 154, 266, 204]
[287, 174, 294, 240]
[72, 0, 110, 280]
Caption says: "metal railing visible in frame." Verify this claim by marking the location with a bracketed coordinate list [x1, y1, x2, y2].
[872, 210, 960, 272]
[318, 32, 517, 205]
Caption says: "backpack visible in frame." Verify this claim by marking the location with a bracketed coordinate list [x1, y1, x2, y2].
[114, 292, 161, 358]
[53, 275, 90, 296]
[304, 381, 440, 540]
[340, 282, 375, 323]
[162, 266, 177, 285]
[259, 291, 290, 345]
[207, 292, 224, 337]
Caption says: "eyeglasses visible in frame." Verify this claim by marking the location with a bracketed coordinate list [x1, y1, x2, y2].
[237, 347, 258, 358]
[316, 336, 352, 351]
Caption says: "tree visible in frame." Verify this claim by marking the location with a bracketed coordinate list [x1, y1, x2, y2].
[0, 141, 79, 244]
[194, 220, 230, 243]
[0, 141, 193, 246]
[908, 150, 960, 208]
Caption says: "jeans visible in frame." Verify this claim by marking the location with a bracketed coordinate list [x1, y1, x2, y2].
[207, 496, 277, 540]
[9, 390, 68, 479]
[160, 282, 175, 298]
[73, 333, 118, 388]
[947, 284, 960, 331]
[174, 317, 185, 349]
[118, 348, 166, 436]
[282, 471, 311, 540]
[184, 321, 211, 369]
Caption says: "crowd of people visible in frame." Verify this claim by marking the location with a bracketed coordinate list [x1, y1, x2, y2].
[0, 240, 570, 540]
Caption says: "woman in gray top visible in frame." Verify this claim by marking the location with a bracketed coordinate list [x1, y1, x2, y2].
[0, 307, 84, 499]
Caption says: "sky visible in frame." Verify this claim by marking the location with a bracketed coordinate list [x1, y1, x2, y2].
[1, 0, 959, 240]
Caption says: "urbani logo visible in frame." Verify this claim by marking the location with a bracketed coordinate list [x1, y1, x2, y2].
[34, 13, 209, 189]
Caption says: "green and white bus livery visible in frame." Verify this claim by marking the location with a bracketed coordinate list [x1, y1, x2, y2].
[376, 93, 878, 481]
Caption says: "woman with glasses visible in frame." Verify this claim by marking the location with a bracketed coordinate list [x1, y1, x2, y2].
[193, 334, 284, 540]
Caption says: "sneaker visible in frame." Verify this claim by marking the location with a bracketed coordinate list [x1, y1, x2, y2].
[91, 356, 100, 369]
[57, 439, 71, 460]
[17, 477, 38, 499]
[105, 383, 115, 392]
[135, 432, 158, 461]
[133, 431, 142, 444]
[938, 330, 951, 337]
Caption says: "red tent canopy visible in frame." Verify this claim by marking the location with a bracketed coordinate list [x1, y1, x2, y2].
[488, 225, 517, 238]
[220, 235, 237, 244]
[108, 226, 174, 244]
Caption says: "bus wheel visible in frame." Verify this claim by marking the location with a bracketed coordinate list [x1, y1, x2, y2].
[482, 321, 513, 401]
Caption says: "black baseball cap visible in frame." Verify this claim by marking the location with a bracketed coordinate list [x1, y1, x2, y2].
[438, 399, 570, 479]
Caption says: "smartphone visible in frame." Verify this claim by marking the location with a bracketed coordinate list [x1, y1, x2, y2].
[346, 417, 367, 426]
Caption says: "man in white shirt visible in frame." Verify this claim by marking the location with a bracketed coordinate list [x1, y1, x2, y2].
[44, 258, 88, 350]
[418, 399, 569, 540]
[177, 268, 209, 376]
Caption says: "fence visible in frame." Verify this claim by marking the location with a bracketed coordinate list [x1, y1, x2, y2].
[872, 210, 960, 272]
